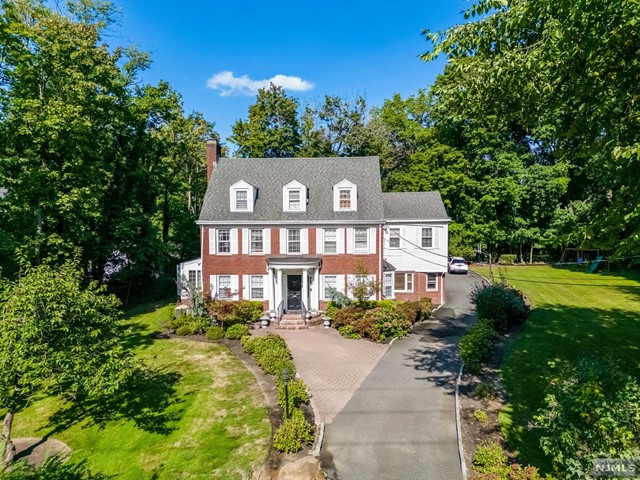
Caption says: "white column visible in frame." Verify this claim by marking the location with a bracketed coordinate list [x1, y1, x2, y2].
[302, 268, 308, 310]
[313, 267, 320, 310]
[267, 268, 274, 311]
[276, 269, 283, 309]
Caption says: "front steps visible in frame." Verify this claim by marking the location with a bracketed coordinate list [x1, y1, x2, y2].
[275, 313, 324, 330]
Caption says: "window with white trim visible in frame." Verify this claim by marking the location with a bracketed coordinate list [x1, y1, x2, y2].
[354, 228, 368, 254]
[339, 189, 351, 209]
[389, 228, 400, 248]
[383, 272, 393, 298]
[250, 275, 264, 299]
[421, 228, 434, 248]
[288, 190, 301, 211]
[218, 275, 231, 299]
[230, 181, 255, 212]
[282, 181, 307, 212]
[235, 190, 248, 210]
[427, 273, 437, 291]
[324, 229, 337, 254]
[394, 272, 413, 292]
[324, 275, 337, 300]
[187, 270, 202, 288]
[250, 229, 263, 254]
[217, 229, 231, 253]
[287, 229, 301, 254]
[333, 180, 357, 212]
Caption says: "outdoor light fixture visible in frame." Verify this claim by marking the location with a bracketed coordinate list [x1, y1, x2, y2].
[281, 368, 290, 419]
[323, 316, 331, 328]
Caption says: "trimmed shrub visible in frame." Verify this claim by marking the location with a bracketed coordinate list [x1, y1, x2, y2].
[471, 284, 528, 331]
[167, 314, 209, 333]
[333, 306, 366, 328]
[417, 296, 433, 319]
[277, 378, 310, 413]
[242, 333, 296, 377]
[235, 301, 263, 324]
[367, 305, 412, 342]
[374, 299, 396, 309]
[207, 300, 263, 325]
[498, 254, 517, 265]
[474, 409, 489, 425]
[273, 409, 314, 453]
[338, 324, 361, 339]
[175, 323, 196, 336]
[473, 441, 508, 476]
[225, 323, 250, 339]
[205, 326, 225, 340]
[325, 301, 339, 320]
[398, 301, 421, 324]
[459, 319, 499, 373]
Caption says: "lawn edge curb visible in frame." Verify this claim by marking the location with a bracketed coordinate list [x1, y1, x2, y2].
[455, 362, 468, 480]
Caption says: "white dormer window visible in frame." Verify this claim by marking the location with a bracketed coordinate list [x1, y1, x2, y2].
[288, 190, 301, 210]
[333, 179, 357, 212]
[283, 180, 307, 212]
[235, 190, 248, 210]
[230, 180, 255, 212]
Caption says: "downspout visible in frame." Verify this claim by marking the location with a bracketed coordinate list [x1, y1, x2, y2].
[200, 226, 205, 300]
[379, 223, 383, 300]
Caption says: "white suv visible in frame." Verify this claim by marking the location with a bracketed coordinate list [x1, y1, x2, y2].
[448, 257, 469, 274]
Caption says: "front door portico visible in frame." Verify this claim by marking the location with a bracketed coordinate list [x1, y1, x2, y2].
[266, 256, 321, 312]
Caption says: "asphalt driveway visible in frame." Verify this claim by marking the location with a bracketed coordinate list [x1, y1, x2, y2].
[321, 272, 482, 480]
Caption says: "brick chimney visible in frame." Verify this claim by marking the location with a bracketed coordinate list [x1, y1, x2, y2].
[206, 139, 221, 181]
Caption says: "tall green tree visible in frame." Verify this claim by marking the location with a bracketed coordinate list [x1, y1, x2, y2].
[422, 0, 640, 255]
[0, 262, 133, 466]
[230, 84, 301, 157]
[0, 0, 217, 300]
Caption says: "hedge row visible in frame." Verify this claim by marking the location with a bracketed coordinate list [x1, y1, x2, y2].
[241, 334, 314, 453]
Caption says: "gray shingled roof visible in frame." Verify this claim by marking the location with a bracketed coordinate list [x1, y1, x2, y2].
[199, 156, 385, 223]
[382, 192, 449, 220]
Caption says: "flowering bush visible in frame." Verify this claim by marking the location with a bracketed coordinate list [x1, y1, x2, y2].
[367, 306, 412, 342]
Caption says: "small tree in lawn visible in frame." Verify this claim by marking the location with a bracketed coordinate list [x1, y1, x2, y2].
[0, 262, 133, 467]
[348, 261, 379, 305]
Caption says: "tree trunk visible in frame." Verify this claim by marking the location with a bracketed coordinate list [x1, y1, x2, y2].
[519, 244, 524, 263]
[1, 410, 16, 467]
[529, 244, 534, 264]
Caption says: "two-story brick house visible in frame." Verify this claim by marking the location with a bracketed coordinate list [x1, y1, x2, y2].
[178, 140, 450, 315]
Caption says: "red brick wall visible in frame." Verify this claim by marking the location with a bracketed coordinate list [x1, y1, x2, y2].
[202, 226, 383, 300]
[394, 272, 444, 305]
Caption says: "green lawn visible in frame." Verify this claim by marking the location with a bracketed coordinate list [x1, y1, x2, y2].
[9, 301, 270, 479]
[473, 265, 640, 470]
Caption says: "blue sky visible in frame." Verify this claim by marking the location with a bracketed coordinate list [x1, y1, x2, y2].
[114, 0, 470, 145]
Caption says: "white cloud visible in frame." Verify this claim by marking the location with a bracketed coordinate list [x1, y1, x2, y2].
[206, 71, 314, 97]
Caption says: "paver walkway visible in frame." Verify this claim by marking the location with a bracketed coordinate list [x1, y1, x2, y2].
[253, 326, 388, 423]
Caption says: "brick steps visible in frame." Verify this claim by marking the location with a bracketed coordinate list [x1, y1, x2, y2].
[275, 313, 324, 330]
